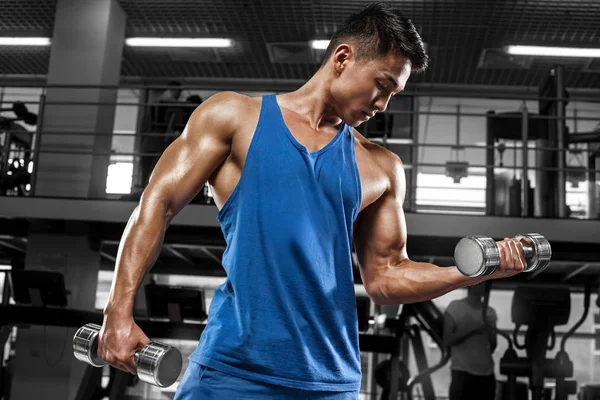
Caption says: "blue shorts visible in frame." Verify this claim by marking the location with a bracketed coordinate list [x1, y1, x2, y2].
[173, 361, 359, 400]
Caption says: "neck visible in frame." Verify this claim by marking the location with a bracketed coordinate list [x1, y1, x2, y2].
[283, 67, 343, 131]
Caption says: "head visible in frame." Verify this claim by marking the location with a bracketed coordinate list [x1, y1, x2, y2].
[165, 80, 183, 101]
[186, 95, 203, 106]
[321, 2, 428, 126]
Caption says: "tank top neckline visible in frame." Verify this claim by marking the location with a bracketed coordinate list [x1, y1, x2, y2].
[270, 94, 346, 157]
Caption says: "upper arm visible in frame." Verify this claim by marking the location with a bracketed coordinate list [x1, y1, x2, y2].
[486, 307, 498, 325]
[442, 309, 457, 343]
[353, 152, 409, 296]
[141, 91, 244, 219]
[487, 307, 498, 349]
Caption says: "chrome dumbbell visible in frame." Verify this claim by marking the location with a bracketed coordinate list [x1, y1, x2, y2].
[454, 233, 552, 277]
[73, 323, 183, 388]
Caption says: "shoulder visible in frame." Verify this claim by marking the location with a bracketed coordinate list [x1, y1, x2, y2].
[352, 128, 406, 196]
[445, 299, 463, 314]
[352, 129, 403, 168]
[194, 91, 260, 122]
[186, 92, 261, 138]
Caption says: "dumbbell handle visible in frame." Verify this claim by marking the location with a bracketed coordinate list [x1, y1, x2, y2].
[522, 245, 534, 259]
[73, 323, 182, 388]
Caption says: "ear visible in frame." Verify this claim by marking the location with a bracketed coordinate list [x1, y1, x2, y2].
[331, 44, 353, 75]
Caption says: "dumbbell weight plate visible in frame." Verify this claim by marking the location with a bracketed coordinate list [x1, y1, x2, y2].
[135, 342, 183, 388]
[73, 323, 107, 367]
[454, 236, 500, 277]
[515, 233, 552, 273]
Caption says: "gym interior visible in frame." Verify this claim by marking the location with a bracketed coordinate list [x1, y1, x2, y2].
[0, 1, 599, 399]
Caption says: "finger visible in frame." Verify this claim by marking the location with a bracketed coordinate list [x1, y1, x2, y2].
[505, 240, 516, 270]
[515, 239, 527, 271]
[128, 355, 138, 374]
[117, 361, 136, 376]
[500, 242, 510, 270]
[509, 240, 523, 271]
[120, 354, 138, 375]
[139, 333, 152, 347]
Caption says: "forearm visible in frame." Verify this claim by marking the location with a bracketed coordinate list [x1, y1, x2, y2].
[372, 259, 485, 305]
[445, 327, 478, 347]
[104, 201, 169, 317]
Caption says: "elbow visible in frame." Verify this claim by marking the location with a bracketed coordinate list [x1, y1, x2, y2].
[139, 190, 173, 222]
[370, 295, 393, 306]
[363, 262, 416, 305]
[365, 276, 394, 306]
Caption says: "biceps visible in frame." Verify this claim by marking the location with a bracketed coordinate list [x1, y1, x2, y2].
[354, 195, 408, 270]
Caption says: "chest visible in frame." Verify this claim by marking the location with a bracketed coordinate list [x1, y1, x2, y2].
[230, 127, 386, 210]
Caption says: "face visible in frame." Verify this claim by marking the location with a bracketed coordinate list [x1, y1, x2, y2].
[168, 89, 182, 100]
[328, 47, 412, 127]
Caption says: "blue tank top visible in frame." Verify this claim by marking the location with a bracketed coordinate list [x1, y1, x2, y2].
[190, 94, 362, 391]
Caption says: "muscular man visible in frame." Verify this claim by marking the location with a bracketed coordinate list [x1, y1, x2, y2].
[443, 283, 498, 400]
[98, 3, 527, 399]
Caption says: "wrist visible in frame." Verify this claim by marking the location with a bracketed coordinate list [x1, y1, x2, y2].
[103, 299, 135, 319]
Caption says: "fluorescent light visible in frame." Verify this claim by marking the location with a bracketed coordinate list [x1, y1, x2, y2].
[311, 40, 330, 50]
[126, 37, 232, 48]
[0, 37, 50, 46]
[506, 45, 600, 58]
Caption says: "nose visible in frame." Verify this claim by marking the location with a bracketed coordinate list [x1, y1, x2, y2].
[374, 95, 391, 113]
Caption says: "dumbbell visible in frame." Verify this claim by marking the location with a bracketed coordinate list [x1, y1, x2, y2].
[73, 323, 183, 388]
[454, 233, 552, 277]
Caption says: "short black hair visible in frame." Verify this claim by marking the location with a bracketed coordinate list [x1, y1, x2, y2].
[186, 95, 203, 105]
[322, 2, 428, 73]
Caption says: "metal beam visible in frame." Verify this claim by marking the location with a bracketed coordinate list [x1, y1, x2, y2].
[2, 75, 600, 101]
[0, 235, 26, 243]
[164, 245, 195, 266]
[100, 251, 116, 263]
[561, 263, 595, 281]
[528, 263, 551, 280]
[0, 240, 25, 253]
[197, 246, 222, 264]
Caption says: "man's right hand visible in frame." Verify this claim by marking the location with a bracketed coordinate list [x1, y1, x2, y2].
[97, 314, 151, 375]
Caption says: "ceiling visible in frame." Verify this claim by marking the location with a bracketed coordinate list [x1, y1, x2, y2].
[1, 0, 600, 89]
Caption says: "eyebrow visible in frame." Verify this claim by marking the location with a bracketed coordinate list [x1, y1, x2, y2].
[384, 73, 403, 92]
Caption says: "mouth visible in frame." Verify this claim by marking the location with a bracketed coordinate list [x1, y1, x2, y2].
[362, 111, 372, 120]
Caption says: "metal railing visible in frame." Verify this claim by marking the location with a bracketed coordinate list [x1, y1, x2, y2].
[0, 82, 598, 219]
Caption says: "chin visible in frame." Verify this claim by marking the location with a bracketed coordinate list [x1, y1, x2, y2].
[340, 112, 362, 128]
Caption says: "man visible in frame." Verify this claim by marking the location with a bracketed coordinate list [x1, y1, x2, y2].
[443, 284, 498, 400]
[98, 3, 526, 399]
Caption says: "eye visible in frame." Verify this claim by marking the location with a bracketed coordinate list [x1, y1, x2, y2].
[376, 81, 386, 91]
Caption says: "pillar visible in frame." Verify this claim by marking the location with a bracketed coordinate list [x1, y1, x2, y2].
[10, 225, 101, 400]
[34, 0, 127, 198]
